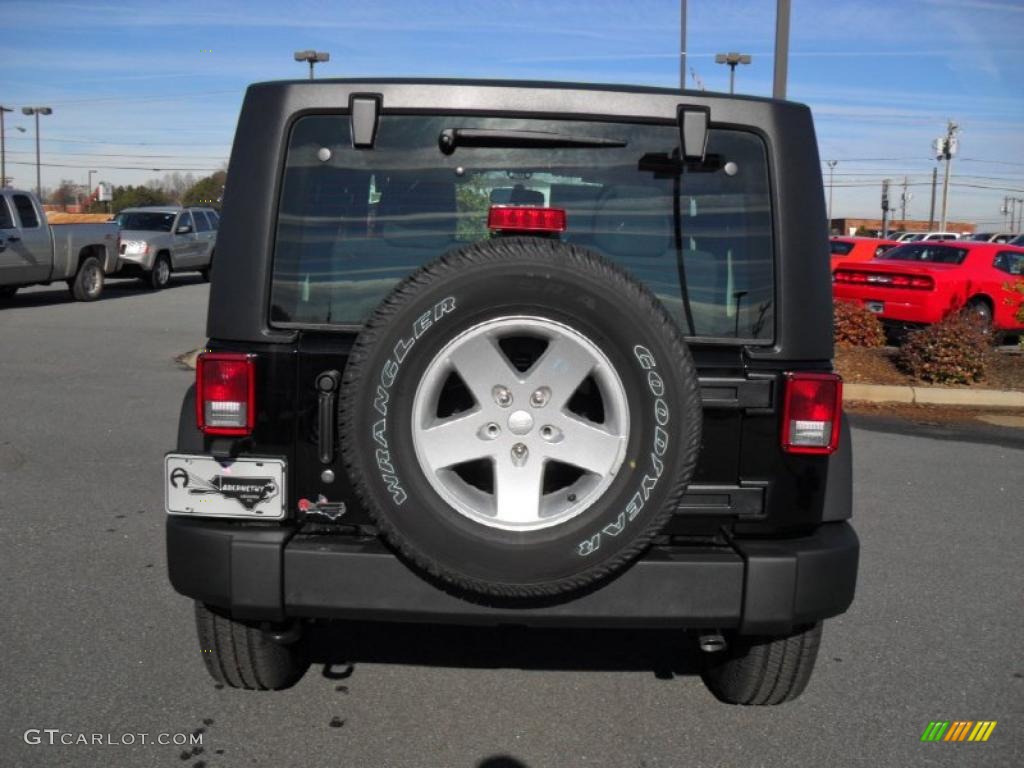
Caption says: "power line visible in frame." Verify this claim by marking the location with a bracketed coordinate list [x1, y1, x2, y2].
[28, 90, 238, 107]
[5, 148, 227, 161]
[2, 133, 229, 146]
[5, 159, 223, 172]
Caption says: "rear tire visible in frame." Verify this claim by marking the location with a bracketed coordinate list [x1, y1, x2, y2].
[70, 256, 104, 301]
[0, 285, 18, 299]
[700, 622, 823, 705]
[147, 253, 171, 290]
[194, 602, 309, 690]
[965, 298, 993, 332]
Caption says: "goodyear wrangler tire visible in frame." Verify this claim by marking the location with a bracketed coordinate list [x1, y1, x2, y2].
[339, 237, 702, 598]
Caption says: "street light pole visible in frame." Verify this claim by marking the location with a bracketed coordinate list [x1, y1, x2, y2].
[826, 160, 838, 225]
[715, 52, 752, 94]
[679, 0, 687, 88]
[773, 0, 791, 99]
[293, 50, 330, 80]
[0, 105, 12, 187]
[21, 106, 52, 200]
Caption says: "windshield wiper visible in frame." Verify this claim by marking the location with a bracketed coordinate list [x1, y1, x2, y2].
[439, 128, 626, 154]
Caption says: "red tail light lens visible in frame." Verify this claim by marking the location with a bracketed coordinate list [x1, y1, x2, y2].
[834, 270, 933, 290]
[781, 373, 842, 454]
[196, 353, 255, 435]
[487, 205, 566, 233]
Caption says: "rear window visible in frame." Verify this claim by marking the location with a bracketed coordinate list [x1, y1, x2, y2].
[271, 114, 775, 341]
[13, 194, 39, 228]
[830, 240, 854, 256]
[118, 211, 175, 232]
[878, 243, 967, 265]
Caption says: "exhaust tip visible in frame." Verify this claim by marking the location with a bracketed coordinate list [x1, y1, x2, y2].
[699, 633, 727, 653]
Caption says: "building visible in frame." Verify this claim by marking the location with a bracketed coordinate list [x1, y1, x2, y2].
[829, 218, 975, 237]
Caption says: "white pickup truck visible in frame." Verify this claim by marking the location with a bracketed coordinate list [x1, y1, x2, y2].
[0, 189, 120, 301]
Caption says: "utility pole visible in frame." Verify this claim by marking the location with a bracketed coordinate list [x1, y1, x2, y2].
[881, 178, 891, 238]
[826, 160, 838, 226]
[934, 120, 959, 232]
[715, 52, 752, 94]
[928, 167, 937, 230]
[679, 0, 687, 88]
[773, 0, 791, 99]
[0, 105, 12, 187]
[899, 176, 911, 228]
[21, 106, 53, 200]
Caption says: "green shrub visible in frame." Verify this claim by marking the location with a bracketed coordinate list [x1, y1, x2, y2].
[896, 312, 992, 385]
[833, 300, 886, 348]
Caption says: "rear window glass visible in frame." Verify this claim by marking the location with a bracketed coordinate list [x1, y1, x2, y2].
[13, 195, 39, 228]
[271, 115, 775, 341]
[830, 240, 854, 256]
[118, 211, 175, 232]
[878, 243, 967, 264]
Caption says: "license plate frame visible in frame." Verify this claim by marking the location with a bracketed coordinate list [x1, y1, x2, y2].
[165, 454, 286, 519]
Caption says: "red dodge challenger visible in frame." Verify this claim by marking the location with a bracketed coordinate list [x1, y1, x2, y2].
[832, 241, 1024, 332]
[829, 236, 900, 268]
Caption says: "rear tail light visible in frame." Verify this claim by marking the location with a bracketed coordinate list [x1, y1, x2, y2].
[487, 205, 566, 233]
[196, 353, 255, 435]
[781, 373, 842, 455]
[834, 270, 933, 290]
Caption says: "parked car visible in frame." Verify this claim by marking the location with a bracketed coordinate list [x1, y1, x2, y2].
[962, 232, 1016, 244]
[165, 78, 858, 705]
[0, 189, 120, 301]
[115, 205, 218, 288]
[833, 241, 1024, 333]
[829, 236, 900, 267]
[900, 231, 959, 242]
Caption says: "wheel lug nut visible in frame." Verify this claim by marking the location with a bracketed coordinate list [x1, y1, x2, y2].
[479, 422, 500, 440]
[539, 425, 562, 443]
[530, 387, 551, 408]
[493, 386, 513, 407]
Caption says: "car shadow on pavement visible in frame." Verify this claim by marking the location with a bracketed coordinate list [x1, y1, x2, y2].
[305, 620, 703, 679]
[0, 274, 207, 309]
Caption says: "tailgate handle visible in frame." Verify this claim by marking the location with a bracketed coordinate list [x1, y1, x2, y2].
[316, 370, 341, 464]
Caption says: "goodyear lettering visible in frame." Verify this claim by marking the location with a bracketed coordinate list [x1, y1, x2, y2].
[578, 343, 670, 556]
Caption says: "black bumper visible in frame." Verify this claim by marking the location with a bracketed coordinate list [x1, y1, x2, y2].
[167, 518, 858, 634]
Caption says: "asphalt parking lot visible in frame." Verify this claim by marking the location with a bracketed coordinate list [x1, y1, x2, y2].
[1, 278, 1021, 768]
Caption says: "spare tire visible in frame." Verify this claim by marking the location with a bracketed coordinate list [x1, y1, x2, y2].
[339, 237, 702, 598]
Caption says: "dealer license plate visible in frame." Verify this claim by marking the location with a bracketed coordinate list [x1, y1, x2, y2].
[165, 454, 286, 519]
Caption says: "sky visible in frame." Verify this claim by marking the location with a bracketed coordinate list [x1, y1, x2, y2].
[2, 0, 1022, 228]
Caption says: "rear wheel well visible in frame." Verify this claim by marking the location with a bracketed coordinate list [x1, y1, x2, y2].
[964, 294, 993, 314]
[76, 244, 103, 270]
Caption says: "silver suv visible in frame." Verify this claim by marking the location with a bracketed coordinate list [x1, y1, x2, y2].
[116, 206, 219, 288]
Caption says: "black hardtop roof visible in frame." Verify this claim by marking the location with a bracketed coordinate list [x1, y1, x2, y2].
[246, 76, 800, 108]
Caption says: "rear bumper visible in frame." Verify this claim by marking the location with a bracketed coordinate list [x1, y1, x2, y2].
[833, 286, 947, 324]
[167, 518, 858, 634]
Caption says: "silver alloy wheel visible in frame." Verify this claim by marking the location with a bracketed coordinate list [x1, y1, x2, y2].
[84, 262, 101, 296]
[411, 316, 630, 532]
[156, 258, 170, 286]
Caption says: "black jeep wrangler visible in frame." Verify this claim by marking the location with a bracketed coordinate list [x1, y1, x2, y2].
[166, 79, 857, 705]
